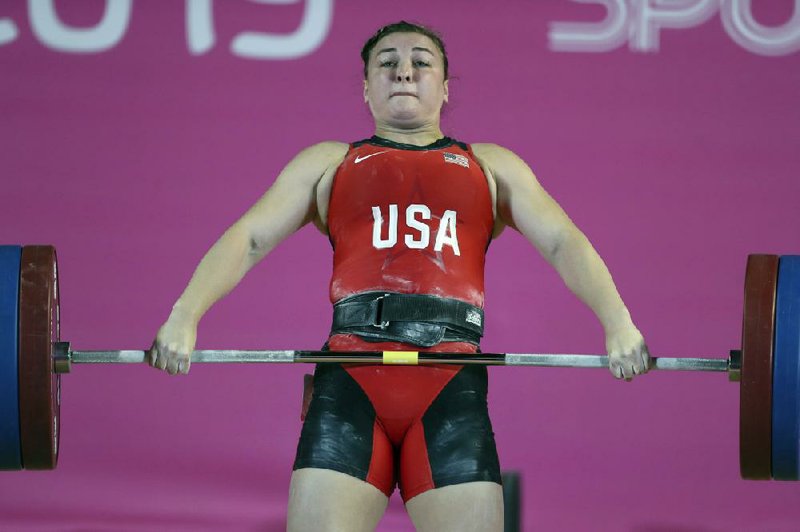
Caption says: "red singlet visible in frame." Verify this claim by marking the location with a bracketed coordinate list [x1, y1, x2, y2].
[327, 136, 493, 309]
[299, 136, 498, 501]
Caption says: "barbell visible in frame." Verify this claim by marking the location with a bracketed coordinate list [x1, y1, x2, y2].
[0, 245, 798, 481]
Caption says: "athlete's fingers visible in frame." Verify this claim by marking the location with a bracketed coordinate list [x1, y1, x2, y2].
[622, 362, 633, 380]
[640, 344, 651, 373]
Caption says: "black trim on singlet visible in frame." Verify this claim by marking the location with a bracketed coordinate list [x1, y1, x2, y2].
[293, 363, 375, 480]
[293, 362, 502, 495]
[422, 365, 502, 488]
[352, 135, 469, 152]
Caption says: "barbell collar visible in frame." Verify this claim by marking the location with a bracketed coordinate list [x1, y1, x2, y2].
[53, 342, 71, 374]
[728, 350, 742, 382]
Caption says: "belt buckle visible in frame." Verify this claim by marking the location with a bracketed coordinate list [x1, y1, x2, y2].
[372, 294, 390, 330]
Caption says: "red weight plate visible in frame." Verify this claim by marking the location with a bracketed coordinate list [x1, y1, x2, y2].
[739, 254, 779, 480]
[18, 246, 61, 470]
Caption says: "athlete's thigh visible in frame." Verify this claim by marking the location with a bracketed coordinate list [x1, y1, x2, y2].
[287, 468, 389, 532]
[405, 481, 504, 532]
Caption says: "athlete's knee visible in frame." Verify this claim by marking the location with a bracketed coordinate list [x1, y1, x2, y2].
[287, 469, 388, 532]
[406, 482, 503, 532]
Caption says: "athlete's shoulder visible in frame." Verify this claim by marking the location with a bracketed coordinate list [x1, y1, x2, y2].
[290, 141, 349, 174]
[469, 143, 516, 161]
[296, 141, 350, 161]
[470, 143, 532, 174]
[274, 142, 349, 189]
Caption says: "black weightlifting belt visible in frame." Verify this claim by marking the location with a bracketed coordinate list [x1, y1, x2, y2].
[330, 291, 484, 347]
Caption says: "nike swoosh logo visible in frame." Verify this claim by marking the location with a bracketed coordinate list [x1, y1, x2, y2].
[354, 151, 389, 164]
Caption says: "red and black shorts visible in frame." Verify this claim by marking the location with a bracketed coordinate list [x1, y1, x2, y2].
[292, 337, 501, 502]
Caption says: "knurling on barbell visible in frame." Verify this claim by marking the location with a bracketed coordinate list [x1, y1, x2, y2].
[1, 245, 797, 481]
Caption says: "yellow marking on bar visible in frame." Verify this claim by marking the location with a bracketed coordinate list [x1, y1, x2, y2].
[383, 351, 419, 365]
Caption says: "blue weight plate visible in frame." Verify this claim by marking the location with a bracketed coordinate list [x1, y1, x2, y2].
[0, 246, 22, 470]
[772, 255, 800, 480]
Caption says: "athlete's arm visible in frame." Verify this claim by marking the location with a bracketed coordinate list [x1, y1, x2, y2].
[471, 143, 649, 380]
[149, 141, 348, 375]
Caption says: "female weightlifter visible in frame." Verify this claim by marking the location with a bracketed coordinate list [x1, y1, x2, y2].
[148, 21, 650, 532]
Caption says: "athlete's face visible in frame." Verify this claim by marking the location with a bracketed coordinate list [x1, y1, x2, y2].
[364, 32, 449, 129]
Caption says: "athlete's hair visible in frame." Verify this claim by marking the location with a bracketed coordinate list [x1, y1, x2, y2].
[361, 21, 449, 80]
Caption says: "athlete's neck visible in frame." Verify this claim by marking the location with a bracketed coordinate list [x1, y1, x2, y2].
[372, 124, 445, 147]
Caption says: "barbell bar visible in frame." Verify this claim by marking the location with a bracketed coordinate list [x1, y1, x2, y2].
[0, 246, 798, 482]
[59, 345, 733, 372]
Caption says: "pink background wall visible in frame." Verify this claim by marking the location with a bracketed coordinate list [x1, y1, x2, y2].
[1, 1, 799, 530]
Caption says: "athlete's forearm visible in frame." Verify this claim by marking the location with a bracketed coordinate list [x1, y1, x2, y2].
[547, 228, 633, 333]
[169, 222, 259, 325]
